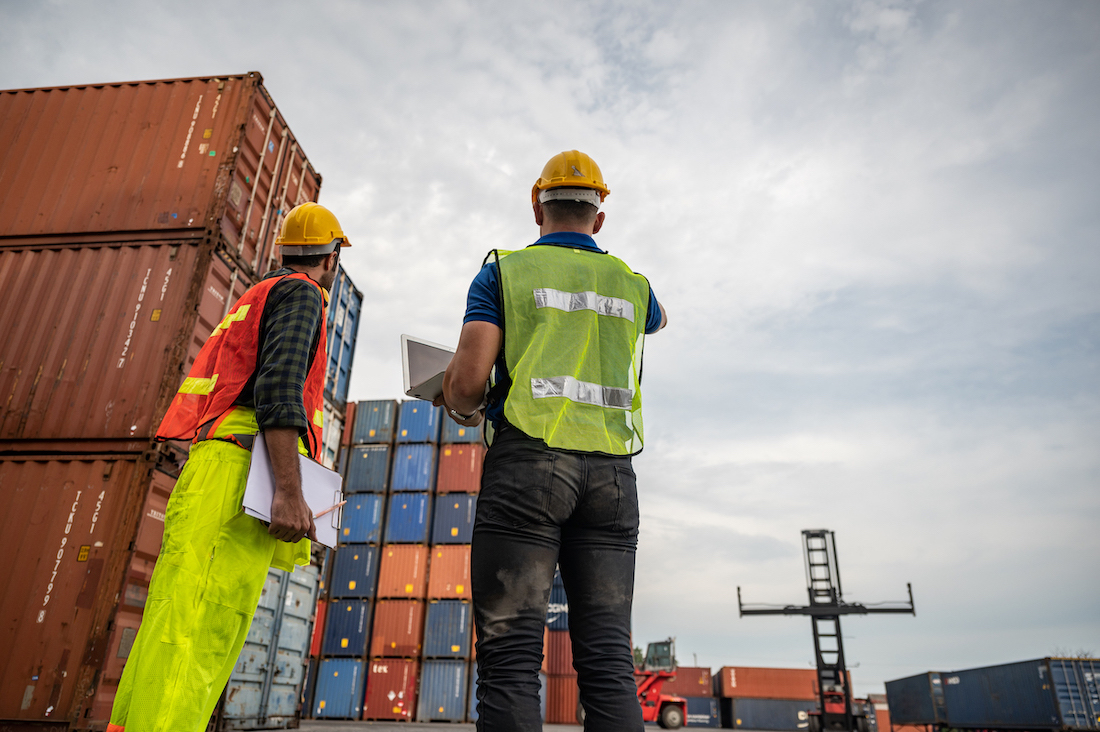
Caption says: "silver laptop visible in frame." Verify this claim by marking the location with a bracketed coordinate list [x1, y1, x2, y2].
[401, 334, 455, 401]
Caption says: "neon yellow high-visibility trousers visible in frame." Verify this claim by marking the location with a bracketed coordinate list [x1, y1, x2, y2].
[109, 440, 307, 732]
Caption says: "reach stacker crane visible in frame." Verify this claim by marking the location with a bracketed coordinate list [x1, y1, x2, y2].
[738, 529, 915, 732]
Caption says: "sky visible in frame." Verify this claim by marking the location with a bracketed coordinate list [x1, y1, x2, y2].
[2, 0, 1097, 697]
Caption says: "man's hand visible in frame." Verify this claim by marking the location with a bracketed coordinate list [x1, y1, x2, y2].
[264, 427, 318, 543]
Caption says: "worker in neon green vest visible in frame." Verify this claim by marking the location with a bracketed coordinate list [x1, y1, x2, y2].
[438, 150, 668, 730]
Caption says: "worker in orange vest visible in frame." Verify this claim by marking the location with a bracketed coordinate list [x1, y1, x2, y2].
[108, 202, 351, 732]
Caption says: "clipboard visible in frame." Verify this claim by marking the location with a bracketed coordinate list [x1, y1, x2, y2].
[243, 432, 343, 548]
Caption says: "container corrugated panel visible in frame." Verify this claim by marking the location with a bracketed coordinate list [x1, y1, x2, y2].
[1050, 658, 1100, 729]
[884, 672, 946, 725]
[397, 401, 442, 443]
[469, 663, 547, 722]
[344, 445, 391, 493]
[341, 402, 356, 447]
[377, 544, 430, 599]
[370, 599, 425, 657]
[353, 399, 396, 443]
[363, 658, 419, 720]
[432, 493, 477, 544]
[324, 265, 362, 406]
[546, 573, 569, 630]
[715, 666, 819, 700]
[423, 600, 473, 659]
[436, 443, 484, 493]
[384, 492, 432, 544]
[312, 658, 365, 719]
[417, 659, 469, 721]
[722, 698, 817, 730]
[441, 419, 483, 444]
[391, 443, 437, 491]
[321, 600, 372, 657]
[321, 398, 344, 469]
[685, 696, 720, 727]
[664, 667, 714, 699]
[546, 674, 581, 724]
[942, 658, 1099, 730]
[545, 629, 575, 676]
[427, 544, 472, 600]
[329, 543, 379, 599]
[339, 493, 384, 544]
[0, 73, 321, 269]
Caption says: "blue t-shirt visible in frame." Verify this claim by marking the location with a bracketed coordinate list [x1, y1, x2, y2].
[462, 231, 663, 427]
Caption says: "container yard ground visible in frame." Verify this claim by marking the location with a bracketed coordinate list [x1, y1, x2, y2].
[299, 723, 582, 732]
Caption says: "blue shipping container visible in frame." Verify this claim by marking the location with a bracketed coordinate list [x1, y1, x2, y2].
[417, 659, 470, 721]
[721, 698, 817, 730]
[885, 672, 946, 725]
[329, 544, 379, 599]
[324, 265, 362, 405]
[353, 399, 397, 444]
[397, 401, 442, 443]
[546, 571, 568, 630]
[942, 658, 1100, 730]
[339, 494, 384, 544]
[313, 658, 366, 719]
[384, 492, 432, 544]
[321, 600, 373, 657]
[423, 600, 473, 659]
[685, 696, 720, 727]
[391, 444, 436, 491]
[344, 445, 391, 493]
[432, 493, 477, 544]
[469, 664, 547, 722]
[441, 419, 482, 444]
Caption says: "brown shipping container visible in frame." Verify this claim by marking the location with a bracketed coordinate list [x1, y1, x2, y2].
[714, 666, 851, 700]
[545, 629, 576, 676]
[661, 666, 713, 698]
[545, 674, 581, 725]
[377, 544, 430, 599]
[435, 444, 484, 493]
[363, 658, 419, 721]
[370, 599, 426, 657]
[427, 544, 472, 600]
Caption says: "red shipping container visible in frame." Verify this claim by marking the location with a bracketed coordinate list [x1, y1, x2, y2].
[309, 600, 328, 657]
[545, 674, 581, 724]
[341, 401, 357, 446]
[370, 599, 425, 657]
[363, 657, 419, 721]
[435, 444, 484, 493]
[661, 666, 713, 698]
[715, 666, 850, 700]
[427, 544, 472, 599]
[545, 629, 576, 676]
[377, 544, 429, 599]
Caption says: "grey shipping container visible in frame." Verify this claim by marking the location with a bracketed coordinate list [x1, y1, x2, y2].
[417, 659, 470, 721]
[720, 697, 817, 730]
[344, 444, 392, 493]
[685, 696, 720, 727]
[885, 671, 947, 725]
[942, 658, 1100, 730]
[353, 399, 397, 443]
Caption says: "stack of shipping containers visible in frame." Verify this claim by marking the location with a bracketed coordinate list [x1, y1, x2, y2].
[661, 666, 719, 727]
[0, 72, 357, 728]
[544, 569, 580, 723]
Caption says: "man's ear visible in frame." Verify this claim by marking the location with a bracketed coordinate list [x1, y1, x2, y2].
[533, 200, 544, 227]
[326, 250, 339, 271]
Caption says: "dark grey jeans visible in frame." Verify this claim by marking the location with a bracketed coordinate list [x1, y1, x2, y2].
[471, 425, 644, 731]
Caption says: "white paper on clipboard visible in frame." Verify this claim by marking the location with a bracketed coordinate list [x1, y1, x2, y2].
[243, 432, 343, 549]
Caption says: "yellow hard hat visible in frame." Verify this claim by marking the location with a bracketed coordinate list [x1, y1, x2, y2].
[276, 202, 351, 255]
[531, 150, 610, 205]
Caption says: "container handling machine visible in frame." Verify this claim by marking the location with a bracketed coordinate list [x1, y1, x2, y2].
[576, 638, 689, 728]
[738, 529, 916, 732]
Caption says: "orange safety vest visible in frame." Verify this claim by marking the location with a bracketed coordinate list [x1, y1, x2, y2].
[157, 272, 328, 459]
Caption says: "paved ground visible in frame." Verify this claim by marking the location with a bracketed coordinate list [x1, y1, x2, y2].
[298, 723, 581, 731]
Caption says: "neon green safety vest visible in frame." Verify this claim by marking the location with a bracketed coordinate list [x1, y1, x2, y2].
[491, 244, 651, 455]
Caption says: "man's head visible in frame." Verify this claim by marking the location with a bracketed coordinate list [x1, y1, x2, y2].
[276, 202, 350, 291]
[532, 150, 609, 236]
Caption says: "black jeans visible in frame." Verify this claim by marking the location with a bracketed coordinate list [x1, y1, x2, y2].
[471, 426, 644, 731]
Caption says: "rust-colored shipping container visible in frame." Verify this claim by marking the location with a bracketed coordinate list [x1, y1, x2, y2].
[545, 674, 581, 725]
[714, 665, 850, 700]
[370, 599, 426, 657]
[662, 666, 713, 698]
[376, 544, 430, 599]
[435, 443, 484, 493]
[341, 401, 357, 447]
[545, 629, 575, 676]
[427, 544, 472, 600]
[310, 599, 328, 657]
[363, 658, 419, 721]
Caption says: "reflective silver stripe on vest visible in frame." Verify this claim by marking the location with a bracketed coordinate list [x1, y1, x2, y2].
[530, 376, 633, 410]
[533, 288, 635, 323]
